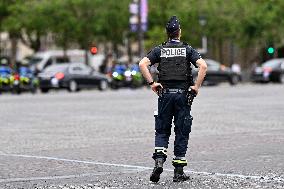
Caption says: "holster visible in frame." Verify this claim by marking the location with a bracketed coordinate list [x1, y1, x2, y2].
[186, 88, 197, 106]
[157, 86, 163, 97]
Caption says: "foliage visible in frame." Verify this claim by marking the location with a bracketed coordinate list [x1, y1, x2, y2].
[3, 0, 50, 51]
[1, 0, 284, 56]
[146, 0, 200, 49]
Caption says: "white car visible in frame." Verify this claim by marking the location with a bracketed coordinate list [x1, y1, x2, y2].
[28, 49, 105, 73]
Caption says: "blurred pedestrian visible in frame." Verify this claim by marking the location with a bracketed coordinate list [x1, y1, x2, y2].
[139, 16, 207, 182]
[231, 63, 241, 74]
[0, 57, 12, 75]
[100, 53, 114, 74]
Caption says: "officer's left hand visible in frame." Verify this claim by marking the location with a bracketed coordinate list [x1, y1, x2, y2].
[151, 82, 163, 95]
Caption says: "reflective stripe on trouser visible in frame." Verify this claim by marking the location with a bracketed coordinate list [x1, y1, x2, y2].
[172, 157, 188, 167]
[154, 92, 192, 159]
[155, 147, 168, 155]
[152, 147, 167, 160]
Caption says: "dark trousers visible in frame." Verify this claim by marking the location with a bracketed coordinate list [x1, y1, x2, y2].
[154, 92, 193, 160]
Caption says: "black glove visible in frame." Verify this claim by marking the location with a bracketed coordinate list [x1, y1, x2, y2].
[187, 88, 197, 106]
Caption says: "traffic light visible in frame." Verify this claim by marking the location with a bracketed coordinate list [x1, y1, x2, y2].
[90, 46, 98, 55]
[267, 47, 275, 55]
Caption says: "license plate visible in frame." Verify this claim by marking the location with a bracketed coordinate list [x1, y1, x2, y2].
[263, 72, 270, 78]
[51, 78, 59, 86]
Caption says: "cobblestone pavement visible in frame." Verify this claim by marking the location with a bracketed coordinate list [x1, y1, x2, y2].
[0, 84, 283, 188]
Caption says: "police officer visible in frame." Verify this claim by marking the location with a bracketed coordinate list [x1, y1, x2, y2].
[0, 57, 12, 76]
[139, 16, 207, 182]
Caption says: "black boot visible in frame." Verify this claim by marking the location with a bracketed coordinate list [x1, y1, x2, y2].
[173, 166, 190, 182]
[150, 158, 164, 182]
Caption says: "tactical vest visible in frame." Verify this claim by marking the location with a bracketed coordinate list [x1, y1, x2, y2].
[158, 42, 192, 82]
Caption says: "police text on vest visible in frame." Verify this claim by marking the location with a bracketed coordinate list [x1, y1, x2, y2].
[160, 48, 186, 58]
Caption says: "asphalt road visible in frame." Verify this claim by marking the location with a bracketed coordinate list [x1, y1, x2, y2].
[0, 84, 283, 189]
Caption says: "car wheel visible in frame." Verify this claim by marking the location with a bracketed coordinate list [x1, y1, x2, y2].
[110, 82, 119, 90]
[16, 88, 21, 95]
[279, 74, 284, 83]
[40, 88, 49, 93]
[30, 86, 37, 94]
[229, 75, 239, 85]
[99, 80, 108, 91]
[12, 86, 21, 94]
[68, 80, 78, 92]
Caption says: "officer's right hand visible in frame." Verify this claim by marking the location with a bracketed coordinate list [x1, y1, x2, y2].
[151, 82, 163, 95]
[190, 85, 199, 95]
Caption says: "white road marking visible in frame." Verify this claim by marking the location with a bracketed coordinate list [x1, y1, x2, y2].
[0, 153, 283, 183]
[0, 173, 105, 183]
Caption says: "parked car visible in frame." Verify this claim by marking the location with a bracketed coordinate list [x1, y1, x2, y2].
[251, 58, 284, 83]
[28, 52, 69, 74]
[38, 63, 110, 93]
[192, 59, 241, 85]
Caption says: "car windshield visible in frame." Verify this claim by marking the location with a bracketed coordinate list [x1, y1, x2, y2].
[28, 57, 43, 64]
[44, 65, 68, 73]
[262, 59, 283, 68]
[55, 56, 70, 63]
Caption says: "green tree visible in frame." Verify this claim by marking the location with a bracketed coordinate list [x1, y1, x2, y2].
[98, 0, 130, 54]
[47, 0, 112, 64]
[0, 0, 24, 67]
[2, 0, 284, 67]
[146, 0, 200, 50]
[44, 0, 77, 56]
[4, 0, 51, 52]
[0, 0, 9, 54]
[0, 0, 10, 32]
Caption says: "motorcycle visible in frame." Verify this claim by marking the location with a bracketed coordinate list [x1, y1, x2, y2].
[13, 66, 39, 94]
[110, 64, 127, 89]
[0, 66, 13, 93]
[129, 64, 143, 88]
[110, 63, 144, 89]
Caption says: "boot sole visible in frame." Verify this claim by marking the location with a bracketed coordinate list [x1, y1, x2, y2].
[173, 176, 190, 182]
[150, 167, 163, 182]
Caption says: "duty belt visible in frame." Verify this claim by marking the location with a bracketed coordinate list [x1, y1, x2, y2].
[162, 88, 185, 94]
[158, 88, 196, 106]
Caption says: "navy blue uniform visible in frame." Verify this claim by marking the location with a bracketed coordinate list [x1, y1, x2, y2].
[147, 39, 201, 165]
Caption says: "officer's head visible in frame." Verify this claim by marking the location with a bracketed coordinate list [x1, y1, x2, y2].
[166, 16, 181, 40]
